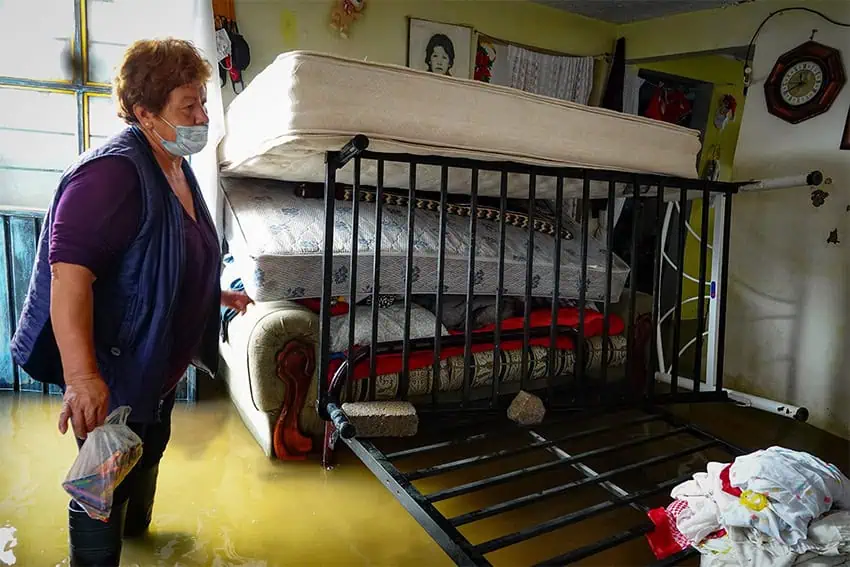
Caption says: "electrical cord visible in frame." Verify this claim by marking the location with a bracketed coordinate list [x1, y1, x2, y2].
[743, 7, 850, 94]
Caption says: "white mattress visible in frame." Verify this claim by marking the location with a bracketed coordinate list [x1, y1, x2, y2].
[221, 177, 630, 303]
[218, 51, 702, 200]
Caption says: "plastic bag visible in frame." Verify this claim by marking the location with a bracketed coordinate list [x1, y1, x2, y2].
[62, 406, 143, 522]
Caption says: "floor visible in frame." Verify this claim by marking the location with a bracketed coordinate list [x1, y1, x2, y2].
[1, 383, 848, 567]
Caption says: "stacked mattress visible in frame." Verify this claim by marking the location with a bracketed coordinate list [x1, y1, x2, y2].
[218, 51, 702, 200]
[221, 177, 631, 303]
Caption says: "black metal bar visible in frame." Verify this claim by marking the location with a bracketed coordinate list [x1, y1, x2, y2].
[318, 154, 339, 419]
[428, 427, 687, 503]
[694, 182, 710, 393]
[492, 172, 509, 407]
[369, 159, 384, 400]
[626, 176, 640, 380]
[406, 414, 660, 481]
[342, 437, 490, 567]
[576, 172, 590, 395]
[401, 163, 416, 400]
[548, 176, 564, 401]
[521, 174, 537, 390]
[449, 440, 717, 527]
[463, 168, 479, 406]
[346, 157, 361, 402]
[601, 182, 615, 387]
[670, 187, 688, 395]
[355, 150, 741, 194]
[648, 184, 664, 401]
[716, 194, 733, 393]
[533, 524, 655, 566]
[433, 165, 449, 407]
[475, 472, 690, 555]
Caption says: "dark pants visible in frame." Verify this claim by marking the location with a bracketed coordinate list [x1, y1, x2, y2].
[69, 392, 176, 567]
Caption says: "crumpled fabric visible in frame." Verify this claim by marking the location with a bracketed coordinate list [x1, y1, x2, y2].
[671, 462, 735, 543]
[699, 512, 850, 566]
[725, 447, 850, 548]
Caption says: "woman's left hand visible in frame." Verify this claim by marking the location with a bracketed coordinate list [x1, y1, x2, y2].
[221, 290, 254, 314]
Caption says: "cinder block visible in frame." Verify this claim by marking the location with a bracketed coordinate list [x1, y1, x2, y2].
[342, 401, 419, 438]
[507, 390, 546, 425]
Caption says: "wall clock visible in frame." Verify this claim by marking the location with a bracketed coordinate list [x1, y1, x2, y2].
[764, 41, 845, 125]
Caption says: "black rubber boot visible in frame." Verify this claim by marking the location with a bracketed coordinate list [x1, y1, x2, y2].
[123, 464, 158, 538]
[68, 499, 127, 567]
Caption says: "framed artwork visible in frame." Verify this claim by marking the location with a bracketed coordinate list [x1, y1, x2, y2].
[407, 17, 474, 79]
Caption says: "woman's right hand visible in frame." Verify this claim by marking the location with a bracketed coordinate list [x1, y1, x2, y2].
[58, 373, 110, 439]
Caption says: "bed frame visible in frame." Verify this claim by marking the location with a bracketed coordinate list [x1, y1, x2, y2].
[304, 135, 819, 566]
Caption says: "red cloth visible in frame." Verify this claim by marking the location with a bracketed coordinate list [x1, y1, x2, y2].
[646, 500, 693, 559]
[449, 307, 625, 338]
[719, 464, 742, 497]
[328, 308, 624, 382]
[644, 87, 692, 125]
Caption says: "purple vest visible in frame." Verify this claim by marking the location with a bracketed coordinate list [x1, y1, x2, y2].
[10, 126, 220, 422]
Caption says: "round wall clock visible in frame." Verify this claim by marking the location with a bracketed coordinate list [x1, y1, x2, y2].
[764, 40, 845, 125]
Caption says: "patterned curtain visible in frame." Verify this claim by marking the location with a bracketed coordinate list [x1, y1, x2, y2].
[505, 44, 595, 104]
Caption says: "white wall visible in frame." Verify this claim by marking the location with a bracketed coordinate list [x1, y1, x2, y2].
[728, 5, 850, 438]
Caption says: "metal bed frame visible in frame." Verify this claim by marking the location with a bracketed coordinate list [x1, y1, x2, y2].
[311, 135, 819, 566]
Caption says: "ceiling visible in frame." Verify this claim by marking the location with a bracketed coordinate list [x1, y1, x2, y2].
[536, 0, 751, 24]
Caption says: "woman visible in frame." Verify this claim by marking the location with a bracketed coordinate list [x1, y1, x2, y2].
[10, 38, 251, 566]
[425, 33, 455, 76]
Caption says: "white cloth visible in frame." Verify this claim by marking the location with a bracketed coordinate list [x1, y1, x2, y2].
[699, 512, 850, 566]
[671, 462, 735, 544]
[725, 447, 850, 548]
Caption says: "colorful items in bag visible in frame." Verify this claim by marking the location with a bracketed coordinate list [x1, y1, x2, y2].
[62, 445, 143, 522]
[62, 406, 143, 523]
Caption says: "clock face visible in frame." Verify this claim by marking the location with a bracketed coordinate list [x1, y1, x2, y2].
[779, 60, 825, 106]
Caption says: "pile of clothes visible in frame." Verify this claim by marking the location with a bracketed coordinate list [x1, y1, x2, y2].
[647, 447, 850, 566]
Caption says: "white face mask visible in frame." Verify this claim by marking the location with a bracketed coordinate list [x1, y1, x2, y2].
[154, 117, 209, 157]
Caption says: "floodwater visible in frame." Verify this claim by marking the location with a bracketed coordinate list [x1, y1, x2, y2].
[0, 384, 847, 567]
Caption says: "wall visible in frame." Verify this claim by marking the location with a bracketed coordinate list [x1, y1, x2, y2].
[625, 2, 850, 438]
[632, 55, 746, 319]
[227, 0, 616, 107]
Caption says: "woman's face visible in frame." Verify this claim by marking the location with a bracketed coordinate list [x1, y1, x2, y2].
[429, 46, 451, 75]
[144, 82, 208, 142]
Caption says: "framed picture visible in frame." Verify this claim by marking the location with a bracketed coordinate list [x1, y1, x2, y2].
[407, 17, 474, 79]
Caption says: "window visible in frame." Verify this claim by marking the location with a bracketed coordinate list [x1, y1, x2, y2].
[0, 0, 173, 209]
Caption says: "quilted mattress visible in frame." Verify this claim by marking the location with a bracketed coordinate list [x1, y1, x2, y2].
[222, 177, 630, 303]
[218, 51, 702, 200]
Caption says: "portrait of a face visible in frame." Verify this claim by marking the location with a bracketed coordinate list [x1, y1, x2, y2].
[407, 18, 472, 79]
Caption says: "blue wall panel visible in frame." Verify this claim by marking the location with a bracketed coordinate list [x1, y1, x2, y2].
[0, 210, 197, 402]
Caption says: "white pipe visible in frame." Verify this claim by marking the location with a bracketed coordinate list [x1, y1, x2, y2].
[738, 171, 823, 193]
[654, 372, 808, 421]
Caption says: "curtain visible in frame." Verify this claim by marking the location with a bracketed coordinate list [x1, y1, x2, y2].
[505, 44, 595, 104]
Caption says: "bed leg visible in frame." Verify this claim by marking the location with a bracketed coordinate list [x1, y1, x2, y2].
[322, 421, 338, 470]
[273, 340, 315, 460]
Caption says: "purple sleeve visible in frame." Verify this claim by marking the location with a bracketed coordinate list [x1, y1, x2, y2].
[49, 156, 141, 277]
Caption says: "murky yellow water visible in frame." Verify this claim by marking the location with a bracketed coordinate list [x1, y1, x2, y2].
[1, 386, 846, 567]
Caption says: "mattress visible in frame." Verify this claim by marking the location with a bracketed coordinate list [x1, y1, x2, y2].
[218, 51, 702, 200]
[222, 176, 630, 303]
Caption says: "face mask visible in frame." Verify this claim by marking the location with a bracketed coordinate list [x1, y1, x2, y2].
[154, 117, 209, 157]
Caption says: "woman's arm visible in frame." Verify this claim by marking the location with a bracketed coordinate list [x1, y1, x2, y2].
[51, 262, 109, 437]
[49, 156, 141, 438]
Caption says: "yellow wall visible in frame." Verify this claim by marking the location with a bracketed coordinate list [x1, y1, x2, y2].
[631, 55, 746, 319]
[620, 0, 846, 61]
[228, 0, 616, 106]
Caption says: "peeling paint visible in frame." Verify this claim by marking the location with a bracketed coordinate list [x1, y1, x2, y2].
[827, 229, 840, 245]
[811, 189, 829, 207]
[0, 525, 17, 566]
